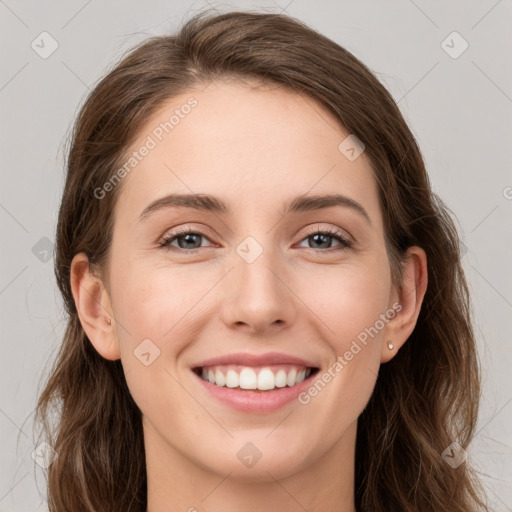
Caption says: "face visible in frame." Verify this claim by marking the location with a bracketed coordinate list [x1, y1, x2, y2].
[103, 79, 402, 482]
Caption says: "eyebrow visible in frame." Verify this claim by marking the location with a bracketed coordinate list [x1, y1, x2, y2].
[138, 192, 371, 224]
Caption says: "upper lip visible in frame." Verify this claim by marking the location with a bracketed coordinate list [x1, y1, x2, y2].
[192, 351, 320, 369]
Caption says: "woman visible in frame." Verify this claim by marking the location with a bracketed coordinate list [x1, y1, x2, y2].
[35, 9, 488, 511]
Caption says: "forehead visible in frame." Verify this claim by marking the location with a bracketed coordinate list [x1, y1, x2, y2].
[114, 79, 382, 228]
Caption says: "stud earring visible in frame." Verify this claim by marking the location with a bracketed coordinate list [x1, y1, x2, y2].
[387, 342, 394, 350]
[107, 317, 112, 325]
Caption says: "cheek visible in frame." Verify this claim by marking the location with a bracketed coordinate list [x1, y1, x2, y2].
[276, 265, 392, 460]
[303, 261, 392, 353]
[110, 264, 201, 421]
[295, 263, 389, 410]
[109, 258, 214, 406]
[110, 257, 200, 344]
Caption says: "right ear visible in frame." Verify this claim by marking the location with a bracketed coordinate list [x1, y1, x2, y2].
[70, 252, 120, 360]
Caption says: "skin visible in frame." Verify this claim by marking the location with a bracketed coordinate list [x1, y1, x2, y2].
[71, 79, 427, 512]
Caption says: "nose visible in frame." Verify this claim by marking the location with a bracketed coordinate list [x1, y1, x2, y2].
[220, 242, 297, 335]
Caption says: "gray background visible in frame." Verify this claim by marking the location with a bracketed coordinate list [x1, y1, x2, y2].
[1, 1, 511, 510]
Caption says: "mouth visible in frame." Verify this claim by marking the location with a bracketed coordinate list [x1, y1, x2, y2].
[192, 364, 320, 392]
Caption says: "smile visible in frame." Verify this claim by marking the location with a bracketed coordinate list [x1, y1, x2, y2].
[194, 364, 318, 391]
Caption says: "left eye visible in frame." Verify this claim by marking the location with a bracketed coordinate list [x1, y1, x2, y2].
[297, 229, 353, 251]
[159, 229, 212, 251]
[159, 228, 353, 252]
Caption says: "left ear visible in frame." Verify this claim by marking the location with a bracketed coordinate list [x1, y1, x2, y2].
[381, 246, 428, 363]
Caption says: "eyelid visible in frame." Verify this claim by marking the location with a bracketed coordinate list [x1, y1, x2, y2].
[298, 224, 354, 243]
[159, 224, 217, 243]
[160, 223, 354, 241]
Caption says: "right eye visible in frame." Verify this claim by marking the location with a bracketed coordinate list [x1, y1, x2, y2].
[159, 228, 215, 252]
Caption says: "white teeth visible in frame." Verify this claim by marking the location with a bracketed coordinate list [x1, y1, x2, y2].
[239, 368, 257, 389]
[225, 369, 239, 388]
[286, 369, 297, 387]
[257, 368, 275, 390]
[275, 369, 287, 387]
[296, 369, 306, 384]
[198, 365, 315, 391]
[215, 369, 226, 387]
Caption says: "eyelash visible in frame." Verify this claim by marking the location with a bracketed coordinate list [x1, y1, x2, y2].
[158, 226, 354, 253]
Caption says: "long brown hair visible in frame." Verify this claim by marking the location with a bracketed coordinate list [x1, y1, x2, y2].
[35, 9, 488, 511]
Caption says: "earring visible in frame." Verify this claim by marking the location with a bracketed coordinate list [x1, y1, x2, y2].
[387, 342, 394, 350]
[107, 317, 112, 325]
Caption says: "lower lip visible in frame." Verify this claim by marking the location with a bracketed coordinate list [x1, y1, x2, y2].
[192, 370, 318, 413]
